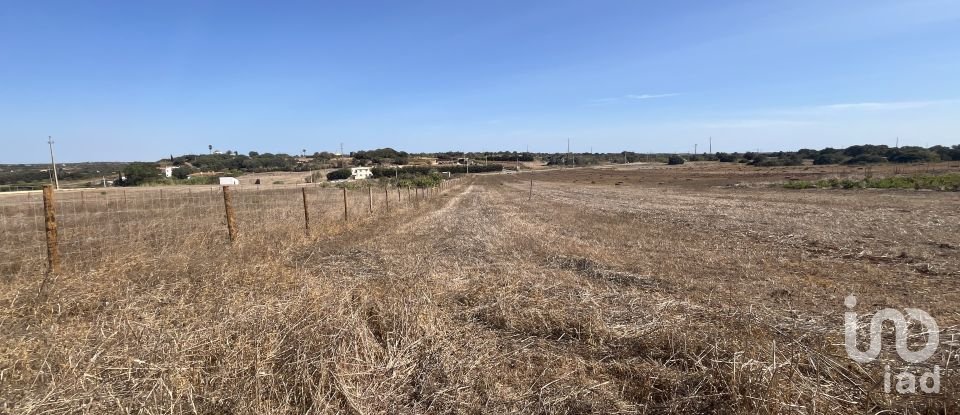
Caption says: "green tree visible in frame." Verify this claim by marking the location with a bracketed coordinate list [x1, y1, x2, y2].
[172, 166, 194, 180]
[667, 155, 685, 165]
[119, 162, 161, 186]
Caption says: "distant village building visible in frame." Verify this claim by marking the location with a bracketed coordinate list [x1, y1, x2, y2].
[219, 177, 240, 185]
[350, 167, 373, 180]
[159, 166, 179, 178]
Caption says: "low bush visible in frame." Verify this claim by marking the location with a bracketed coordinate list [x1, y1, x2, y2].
[326, 168, 352, 181]
[783, 174, 960, 191]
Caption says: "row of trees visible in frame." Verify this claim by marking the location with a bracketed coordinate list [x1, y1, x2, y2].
[0, 162, 128, 187]
[665, 144, 960, 166]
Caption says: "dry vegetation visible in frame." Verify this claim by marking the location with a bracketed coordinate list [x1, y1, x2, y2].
[1, 164, 959, 414]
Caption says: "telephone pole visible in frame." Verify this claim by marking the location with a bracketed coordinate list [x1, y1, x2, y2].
[709, 137, 712, 154]
[47, 136, 60, 189]
[694, 143, 698, 156]
[567, 138, 571, 168]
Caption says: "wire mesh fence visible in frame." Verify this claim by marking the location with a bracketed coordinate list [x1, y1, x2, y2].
[0, 180, 459, 275]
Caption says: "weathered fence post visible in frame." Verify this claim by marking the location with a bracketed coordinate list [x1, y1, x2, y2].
[42, 185, 60, 274]
[301, 187, 310, 236]
[385, 186, 389, 209]
[80, 190, 85, 211]
[342, 187, 349, 221]
[368, 186, 373, 213]
[222, 186, 238, 243]
[529, 179, 533, 200]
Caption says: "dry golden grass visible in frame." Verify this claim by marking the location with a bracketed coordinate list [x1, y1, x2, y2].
[1, 166, 958, 414]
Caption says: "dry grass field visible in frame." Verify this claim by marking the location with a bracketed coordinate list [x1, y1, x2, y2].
[1, 164, 958, 414]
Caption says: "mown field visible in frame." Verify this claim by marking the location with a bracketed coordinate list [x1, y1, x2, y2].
[1, 163, 958, 414]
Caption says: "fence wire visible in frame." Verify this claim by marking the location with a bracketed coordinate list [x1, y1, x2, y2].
[0, 181, 455, 275]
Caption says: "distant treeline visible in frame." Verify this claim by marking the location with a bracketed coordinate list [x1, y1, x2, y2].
[0, 162, 128, 188]
[542, 144, 960, 167]
[6, 143, 958, 187]
[699, 144, 960, 166]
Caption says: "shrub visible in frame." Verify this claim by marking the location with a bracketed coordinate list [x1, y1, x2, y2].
[326, 168, 352, 181]
[783, 174, 960, 191]
[667, 155, 685, 165]
[843, 154, 885, 165]
[783, 180, 816, 189]
[813, 153, 847, 165]
[887, 148, 939, 163]
[717, 153, 738, 163]
[172, 166, 194, 180]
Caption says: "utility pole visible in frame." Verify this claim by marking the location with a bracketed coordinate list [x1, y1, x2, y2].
[896, 137, 899, 148]
[709, 137, 712, 154]
[567, 138, 571, 168]
[694, 143, 698, 156]
[47, 136, 60, 189]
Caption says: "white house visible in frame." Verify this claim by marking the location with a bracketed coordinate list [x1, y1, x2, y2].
[219, 177, 240, 185]
[350, 167, 373, 180]
[160, 166, 179, 178]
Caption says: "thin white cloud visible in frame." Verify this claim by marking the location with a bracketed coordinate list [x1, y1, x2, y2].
[588, 93, 680, 106]
[816, 99, 955, 111]
[757, 98, 960, 117]
[625, 93, 680, 100]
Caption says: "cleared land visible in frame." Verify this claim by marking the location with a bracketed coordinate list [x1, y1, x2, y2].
[1, 164, 958, 413]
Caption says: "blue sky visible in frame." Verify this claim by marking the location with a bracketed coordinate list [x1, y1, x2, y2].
[2, 0, 959, 162]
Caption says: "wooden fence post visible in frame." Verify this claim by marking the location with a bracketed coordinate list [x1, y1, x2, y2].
[342, 187, 348, 221]
[397, 187, 401, 203]
[301, 187, 310, 236]
[385, 186, 389, 209]
[368, 186, 373, 213]
[222, 186, 238, 243]
[529, 179, 533, 201]
[42, 185, 60, 274]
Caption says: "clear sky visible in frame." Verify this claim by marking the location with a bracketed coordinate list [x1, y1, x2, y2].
[2, 0, 959, 163]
